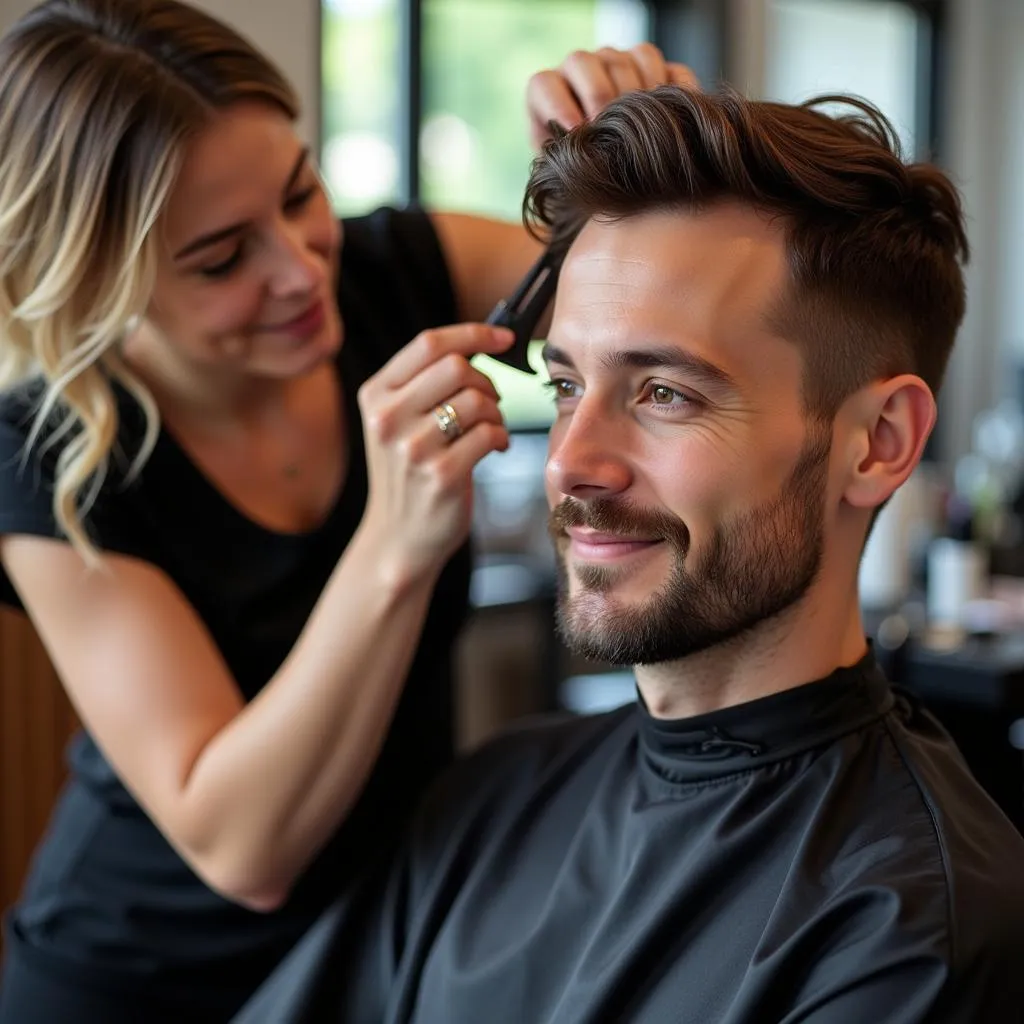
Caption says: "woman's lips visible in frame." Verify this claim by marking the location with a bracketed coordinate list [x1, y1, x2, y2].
[264, 300, 326, 338]
[565, 527, 663, 562]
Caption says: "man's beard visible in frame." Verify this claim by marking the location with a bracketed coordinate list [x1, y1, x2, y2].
[548, 427, 832, 666]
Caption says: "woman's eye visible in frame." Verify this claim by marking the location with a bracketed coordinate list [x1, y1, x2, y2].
[199, 247, 244, 279]
[285, 186, 317, 213]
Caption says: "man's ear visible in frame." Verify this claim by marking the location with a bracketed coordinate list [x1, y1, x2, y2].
[840, 375, 936, 511]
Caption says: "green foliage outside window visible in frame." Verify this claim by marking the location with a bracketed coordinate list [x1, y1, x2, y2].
[322, 0, 648, 428]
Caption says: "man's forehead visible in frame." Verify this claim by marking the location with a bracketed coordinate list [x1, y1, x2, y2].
[549, 205, 791, 366]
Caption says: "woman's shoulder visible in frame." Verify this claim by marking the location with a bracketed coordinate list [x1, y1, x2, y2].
[0, 374, 158, 538]
[0, 374, 148, 473]
[0, 376, 45, 431]
[0, 379, 61, 547]
[0, 378, 57, 488]
[339, 205, 440, 267]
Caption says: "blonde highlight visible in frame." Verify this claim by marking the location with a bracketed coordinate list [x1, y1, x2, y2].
[0, 0, 299, 565]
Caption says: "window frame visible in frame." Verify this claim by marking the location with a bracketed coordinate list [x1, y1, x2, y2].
[391, 0, 694, 206]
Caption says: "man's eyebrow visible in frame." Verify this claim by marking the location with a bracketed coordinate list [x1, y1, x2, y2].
[541, 342, 738, 393]
[540, 343, 576, 369]
[172, 147, 310, 261]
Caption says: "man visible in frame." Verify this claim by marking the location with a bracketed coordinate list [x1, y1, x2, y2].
[238, 87, 1024, 1023]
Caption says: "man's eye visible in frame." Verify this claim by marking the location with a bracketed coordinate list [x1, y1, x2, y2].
[652, 385, 683, 404]
[543, 378, 581, 401]
[647, 384, 690, 408]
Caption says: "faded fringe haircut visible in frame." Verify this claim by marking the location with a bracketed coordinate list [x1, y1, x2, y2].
[524, 86, 969, 419]
[0, 0, 298, 565]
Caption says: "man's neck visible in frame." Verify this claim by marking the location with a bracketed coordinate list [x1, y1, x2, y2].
[635, 582, 868, 721]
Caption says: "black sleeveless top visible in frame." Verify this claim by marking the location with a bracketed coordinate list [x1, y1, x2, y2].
[0, 207, 471, 1018]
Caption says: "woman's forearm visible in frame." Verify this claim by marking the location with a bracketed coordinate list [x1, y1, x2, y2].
[177, 523, 441, 909]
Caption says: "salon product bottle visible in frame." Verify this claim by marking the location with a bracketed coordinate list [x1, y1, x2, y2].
[926, 495, 987, 627]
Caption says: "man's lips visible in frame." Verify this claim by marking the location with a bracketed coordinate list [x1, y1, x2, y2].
[565, 527, 663, 561]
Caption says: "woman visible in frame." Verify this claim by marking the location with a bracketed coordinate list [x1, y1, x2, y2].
[0, 1, 695, 1021]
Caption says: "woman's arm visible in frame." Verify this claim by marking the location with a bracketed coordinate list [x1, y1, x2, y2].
[1, 322, 514, 913]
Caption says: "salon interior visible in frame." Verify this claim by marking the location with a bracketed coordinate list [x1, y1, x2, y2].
[2, 0, 1024, 931]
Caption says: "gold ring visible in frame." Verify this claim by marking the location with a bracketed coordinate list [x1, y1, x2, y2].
[433, 402, 463, 441]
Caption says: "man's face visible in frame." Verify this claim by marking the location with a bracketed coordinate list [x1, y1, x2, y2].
[544, 205, 833, 666]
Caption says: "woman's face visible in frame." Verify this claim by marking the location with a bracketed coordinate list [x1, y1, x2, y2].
[146, 101, 342, 380]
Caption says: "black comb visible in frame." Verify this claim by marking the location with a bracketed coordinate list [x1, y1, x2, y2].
[485, 243, 568, 375]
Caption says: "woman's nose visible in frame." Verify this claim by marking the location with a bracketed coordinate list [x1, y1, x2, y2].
[268, 225, 324, 297]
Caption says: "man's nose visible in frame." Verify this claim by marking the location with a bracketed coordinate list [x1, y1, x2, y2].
[546, 401, 633, 500]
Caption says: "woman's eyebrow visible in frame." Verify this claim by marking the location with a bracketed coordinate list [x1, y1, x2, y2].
[173, 147, 309, 261]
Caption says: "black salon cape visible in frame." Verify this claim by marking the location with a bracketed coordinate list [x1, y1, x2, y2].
[236, 654, 1024, 1024]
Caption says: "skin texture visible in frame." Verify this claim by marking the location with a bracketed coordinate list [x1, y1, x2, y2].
[544, 206, 936, 720]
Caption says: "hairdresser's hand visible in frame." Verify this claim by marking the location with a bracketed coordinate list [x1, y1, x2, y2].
[356, 324, 513, 585]
[527, 43, 699, 150]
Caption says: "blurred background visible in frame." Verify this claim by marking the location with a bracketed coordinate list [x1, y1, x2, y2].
[3, 0, 1024, 923]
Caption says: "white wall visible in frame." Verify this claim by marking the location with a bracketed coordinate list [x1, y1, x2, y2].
[190, 0, 320, 148]
[0, 0, 320, 147]
[0, 0, 39, 27]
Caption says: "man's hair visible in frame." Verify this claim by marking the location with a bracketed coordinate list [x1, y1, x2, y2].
[525, 86, 969, 419]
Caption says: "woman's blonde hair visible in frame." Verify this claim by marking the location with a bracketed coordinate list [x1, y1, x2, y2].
[0, 0, 299, 564]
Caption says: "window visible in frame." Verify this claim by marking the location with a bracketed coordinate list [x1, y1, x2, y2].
[322, 0, 651, 216]
[322, 0, 401, 217]
[322, 0, 651, 430]
[423, 0, 652, 427]
[420, 1, 651, 221]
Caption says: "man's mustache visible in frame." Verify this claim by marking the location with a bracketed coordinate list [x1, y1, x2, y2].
[548, 497, 690, 553]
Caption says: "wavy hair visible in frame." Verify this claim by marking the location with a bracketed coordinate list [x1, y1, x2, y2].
[0, 0, 298, 564]
[525, 86, 969, 419]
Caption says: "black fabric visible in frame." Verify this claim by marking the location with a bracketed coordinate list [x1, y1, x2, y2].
[237, 654, 1024, 1024]
[0, 206, 469, 1022]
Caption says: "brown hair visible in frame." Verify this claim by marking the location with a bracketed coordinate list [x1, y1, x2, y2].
[525, 86, 969, 419]
[0, 0, 298, 564]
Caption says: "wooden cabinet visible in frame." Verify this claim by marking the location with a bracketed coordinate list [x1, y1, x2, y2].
[0, 608, 77, 943]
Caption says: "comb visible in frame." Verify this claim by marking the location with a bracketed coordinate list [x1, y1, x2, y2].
[485, 242, 568, 375]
